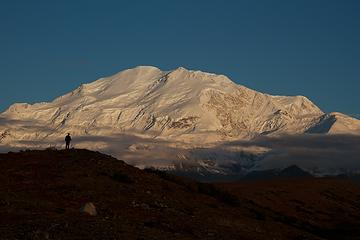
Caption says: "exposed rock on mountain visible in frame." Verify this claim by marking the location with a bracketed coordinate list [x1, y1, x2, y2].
[1, 66, 359, 176]
[1, 66, 358, 147]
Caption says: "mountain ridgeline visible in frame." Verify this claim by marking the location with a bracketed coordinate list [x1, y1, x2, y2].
[1, 66, 360, 177]
[1, 66, 359, 145]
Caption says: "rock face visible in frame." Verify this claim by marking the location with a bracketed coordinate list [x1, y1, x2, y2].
[80, 202, 97, 216]
[307, 112, 360, 134]
[1, 66, 359, 148]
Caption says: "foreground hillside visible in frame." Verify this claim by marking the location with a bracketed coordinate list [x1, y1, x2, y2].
[1, 149, 360, 240]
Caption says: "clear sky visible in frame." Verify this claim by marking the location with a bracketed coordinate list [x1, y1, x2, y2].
[1, 0, 359, 116]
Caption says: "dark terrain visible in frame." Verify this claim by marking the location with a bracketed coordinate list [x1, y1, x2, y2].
[1, 149, 360, 240]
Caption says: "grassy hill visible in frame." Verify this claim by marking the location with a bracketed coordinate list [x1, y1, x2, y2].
[1, 149, 360, 239]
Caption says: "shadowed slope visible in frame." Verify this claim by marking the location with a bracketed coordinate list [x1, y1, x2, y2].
[1, 149, 360, 239]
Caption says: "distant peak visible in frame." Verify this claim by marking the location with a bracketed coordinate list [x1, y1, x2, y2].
[112, 66, 162, 75]
[174, 66, 188, 71]
[121, 66, 162, 74]
[133, 65, 161, 70]
[107, 65, 163, 80]
[328, 112, 360, 122]
[171, 67, 222, 77]
[169, 67, 189, 74]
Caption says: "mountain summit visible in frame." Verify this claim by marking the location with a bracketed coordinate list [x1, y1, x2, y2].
[1, 66, 359, 147]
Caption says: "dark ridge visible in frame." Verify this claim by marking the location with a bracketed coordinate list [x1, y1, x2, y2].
[278, 165, 313, 178]
[244, 165, 312, 181]
[243, 168, 279, 180]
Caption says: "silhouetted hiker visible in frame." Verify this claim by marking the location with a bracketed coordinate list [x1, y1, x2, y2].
[65, 133, 72, 149]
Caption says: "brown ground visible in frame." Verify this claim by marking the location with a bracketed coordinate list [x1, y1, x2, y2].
[0, 149, 360, 240]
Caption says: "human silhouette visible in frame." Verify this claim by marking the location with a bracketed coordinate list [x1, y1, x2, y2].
[65, 133, 72, 149]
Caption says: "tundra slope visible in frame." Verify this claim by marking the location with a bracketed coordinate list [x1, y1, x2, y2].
[1, 66, 360, 175]
[1, 149, 360, 240]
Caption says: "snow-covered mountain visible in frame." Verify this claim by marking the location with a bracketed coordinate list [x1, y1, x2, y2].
[1, 66, 360, 176]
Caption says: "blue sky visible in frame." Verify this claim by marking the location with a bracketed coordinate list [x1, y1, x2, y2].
[1, 0, 359, 116]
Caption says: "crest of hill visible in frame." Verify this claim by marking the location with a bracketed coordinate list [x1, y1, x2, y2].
[1, 149, 360, 239]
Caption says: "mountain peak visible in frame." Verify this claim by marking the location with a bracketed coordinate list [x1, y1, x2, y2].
[1, 66, 359, 149]
[1, 66, 360, 177]
[126, 65, 161, 71]
[173, 66, 188, 71]
[170, 66, 224, 77]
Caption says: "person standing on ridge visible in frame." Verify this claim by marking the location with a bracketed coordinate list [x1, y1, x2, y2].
[65, 133, 72, 149]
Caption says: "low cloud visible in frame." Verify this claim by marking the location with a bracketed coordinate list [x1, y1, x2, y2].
[246, 134, 360, 173]
[1, 132, 360, 175]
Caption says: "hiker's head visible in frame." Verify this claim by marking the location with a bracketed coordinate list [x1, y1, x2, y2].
[67, 133, 70, 136]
